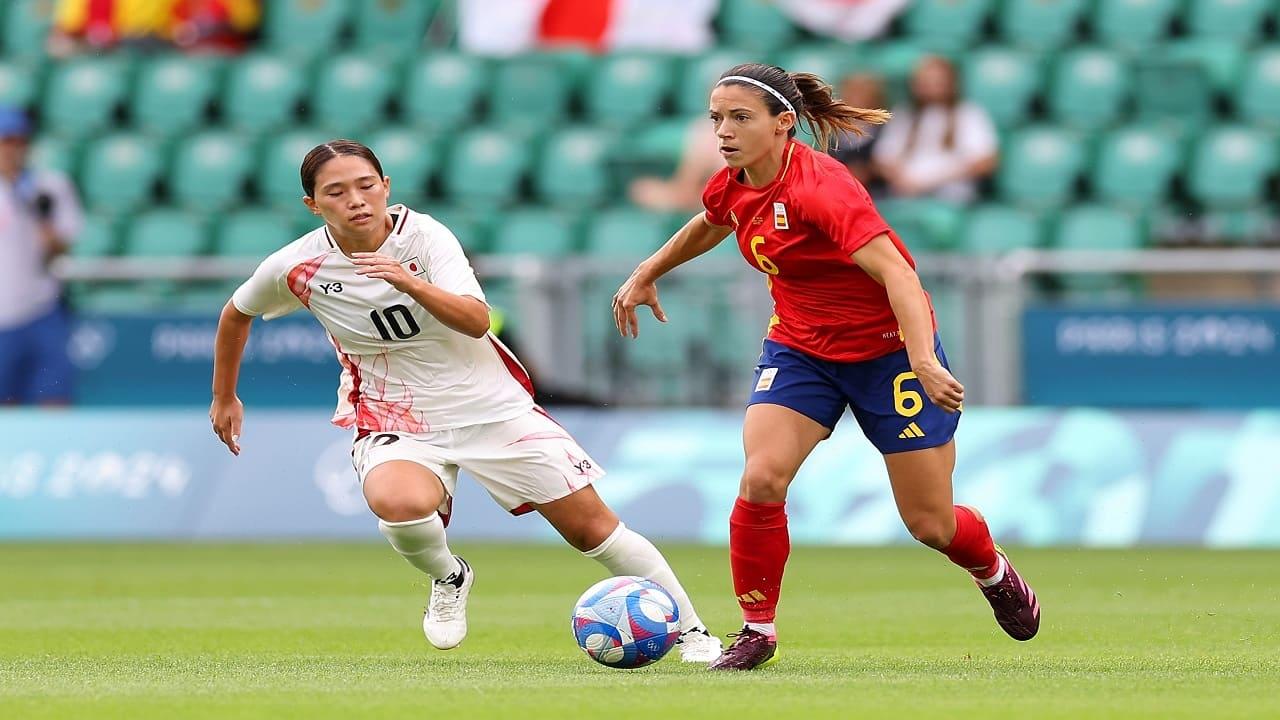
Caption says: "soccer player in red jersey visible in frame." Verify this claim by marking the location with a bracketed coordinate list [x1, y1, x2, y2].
[613, 64, 1040, 671]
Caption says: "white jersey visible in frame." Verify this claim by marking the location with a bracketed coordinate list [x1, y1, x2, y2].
[232, 205, 535, 432]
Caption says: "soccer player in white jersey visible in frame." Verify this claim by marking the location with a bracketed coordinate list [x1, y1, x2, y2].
[209, 140, 721, 662]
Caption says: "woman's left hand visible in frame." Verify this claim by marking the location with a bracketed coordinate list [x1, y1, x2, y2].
[352, 252, 419, 293]
[913, 360, 964, 413]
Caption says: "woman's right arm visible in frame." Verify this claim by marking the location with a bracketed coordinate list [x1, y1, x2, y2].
[210, 301, 255, 455]
[612, 212, 731, 338]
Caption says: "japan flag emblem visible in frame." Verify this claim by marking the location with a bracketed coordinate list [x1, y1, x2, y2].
[402, 257, 426, 277]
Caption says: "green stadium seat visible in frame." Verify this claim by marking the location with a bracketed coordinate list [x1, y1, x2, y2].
[132, 55, 219, 137]
[74, 284, 171, 313]
[1187, 0, 1272, 40]
[421, 205, 491, 253]
[171, 282, 243, 312]
[0, 60, 37, 107]
[2, 0, 55, 59]
[1238, 48, 1280, 129]
[366, 127, 436, 203]
[490, 56, 571, 132]
[79, 134, 163, 212]
[1092, 126, 1181, 207]
[718, 0, 798, 52]
[442, 128, 532, 206]
[169, 131, 253, 210]
[772, 44, 860, 81]
[222, 53, 307, 132]
[490, 208, 579, 257]
[28, 135, 78, 175]
[1187, 126, 1278, 208]
[1094, 0, 1180, 51]
[41, 57, 130, 138]
[1162, 39, 1247, 93]
[998, 0, 1087, 50]
[997, 126, 1086, 207]
[350, 0, 437, 58]
[904, 0, 993, 52]
[585, 207, 669, 258]
[311, 54, 395, 135]
[865, 42, 936, 85]
[877, 198, 964, 252]
[534, 127, 615, 207]
[70, 213, 121, 258]
[258, 130, 329, 206]
[215, 209, 296, 258]
[675, 49, 756, 116]
[963, 47, 1042, 128]
[1049, 48, 1130, 130]
[960, 205, 1043, 253]
[1133, 59, 1213, 135]
[123, 210, 210, 258]
[263, 0, 351, 58]
[403, 53, 488, 132]
[584, 55, 674, 129]
[1054, 205, 1144, 250]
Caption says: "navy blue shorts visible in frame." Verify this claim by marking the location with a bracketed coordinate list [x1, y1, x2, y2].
[0, 304, 75, 404]
[748, 335, 960, 454]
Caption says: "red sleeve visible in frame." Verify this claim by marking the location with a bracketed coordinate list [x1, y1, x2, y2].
[799, 173, 891, 255]
[700, 169, 732, 228]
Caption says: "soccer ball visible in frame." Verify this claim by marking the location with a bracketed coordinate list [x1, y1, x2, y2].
[571, 576, 680, 669]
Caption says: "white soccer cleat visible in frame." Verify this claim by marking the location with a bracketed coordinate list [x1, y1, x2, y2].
[675, 627, 724, 663]
[422, 556, 473, 650]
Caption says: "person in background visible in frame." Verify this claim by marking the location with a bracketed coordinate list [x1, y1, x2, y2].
[830, 72, 889, 195]
[0, 107, 84, 405]
[872, 56, 998, 204]
[628, 119, 724, 213]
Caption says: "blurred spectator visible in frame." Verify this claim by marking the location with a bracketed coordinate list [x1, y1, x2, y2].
[460, 0, 717, 55]
[49, 0, 258, 55]
[628, 119, 723, 213]
[777, 0, 909, 41]
[873, 56, 998, 204]
[829, 72, 888, 194]
[0, 107, 84, 405]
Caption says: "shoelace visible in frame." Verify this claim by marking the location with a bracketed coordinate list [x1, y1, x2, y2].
[430, 579, 464, 620]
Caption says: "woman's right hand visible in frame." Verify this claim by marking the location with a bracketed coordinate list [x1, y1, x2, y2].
[612, 270, 667, 338]
[210, 395, 244, 456]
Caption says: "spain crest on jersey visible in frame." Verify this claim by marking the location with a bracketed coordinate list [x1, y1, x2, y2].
[773, 202, 789, 230]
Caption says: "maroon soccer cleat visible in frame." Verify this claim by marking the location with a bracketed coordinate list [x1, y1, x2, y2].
[707, 627, 778, 671]
[979, 550, 1040, 641]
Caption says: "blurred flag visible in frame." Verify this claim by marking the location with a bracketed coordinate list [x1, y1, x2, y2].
[460, 0, 717, 55]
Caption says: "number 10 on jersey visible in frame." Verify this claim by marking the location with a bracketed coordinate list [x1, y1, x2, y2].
[371, 305, 421, 341]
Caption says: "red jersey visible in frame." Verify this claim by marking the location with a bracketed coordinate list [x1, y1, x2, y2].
[701, 140, 934, 362]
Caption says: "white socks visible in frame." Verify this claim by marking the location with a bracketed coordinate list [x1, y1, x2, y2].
[583, 522, 705, 633]
[378, 513, 462, 581]
[746, 622, 776, 638]
[976, 555, 1007, 587]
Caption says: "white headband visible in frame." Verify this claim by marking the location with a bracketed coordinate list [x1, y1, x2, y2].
[717, 75, 796, 115]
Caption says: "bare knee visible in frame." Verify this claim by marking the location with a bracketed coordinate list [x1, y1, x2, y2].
[363, 466, 443, 523]
[740, 463, 792, 504]
[902, 512, 955, 549]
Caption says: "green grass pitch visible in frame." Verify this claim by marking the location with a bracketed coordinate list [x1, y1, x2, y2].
[1, 544, 1276, 719]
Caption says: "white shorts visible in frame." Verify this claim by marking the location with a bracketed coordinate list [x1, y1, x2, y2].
[351, 408, 605, 516]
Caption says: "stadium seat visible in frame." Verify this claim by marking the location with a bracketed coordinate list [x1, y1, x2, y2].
[489, 56, 571, 132]
[998, 0, 1087, 49]
[1162, 39, 1247, 93]
[962, 47, 1042, 128]
[74, 283, 171, 313]
[1094, 0, 1180, 52]
[41, 57, 130, 138]
[171, 282, 243, 312]
[28, 135, 77, 175]
[904, 0, 993, 52]
[1187, 126, 1278, 208]
[311, 54, 395, 135]
[718, 0, 798, 53]
[262, 0, 351, 58]
[584, 207, 670, 258]
[534, 127, 615, 207]
[1186, 0, 1272, 41]
[123, 210, 210, 258]
[169, 131, 253, 211]
[350, 0, 438, 58]
[1238, 48, 1280, 129]
[1133, 59, 1213, 134]
[997, 126, 1086, 207]
[1049, 48, 1131, 130]
[402, 53, 488, 132]
[0, 60, 37, 107]
[442, 128, 532, 207]
[675, 49, 756, 115]
[70, 213, 121, 258]
[79, 134, 164, 212]
[366, 127, 437, 203]
[960, 205, 1043, 253]
[258, 130, 330, 206]
[877, 198, 964, 252]
[1092, 126, 1181, 207]
[772, 44, 860, 81]
[222, 53, 307, 132]
[214, 209, 296, 258]
[865, 42, 936, 85]
[584, 55, 674, 129]
[132, 55, 219, 138]
[490, 208, 579, 257]
[421, 205, 491, 253]
[1053, 205, 1144, 250]
[2, 0, 55, 59]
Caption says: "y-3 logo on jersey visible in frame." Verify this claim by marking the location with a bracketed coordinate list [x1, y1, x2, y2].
[319, 282, 343, 295]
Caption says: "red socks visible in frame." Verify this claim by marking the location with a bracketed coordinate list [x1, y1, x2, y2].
[942, 505, 1000, 578]
[729, 498, 790, 623]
